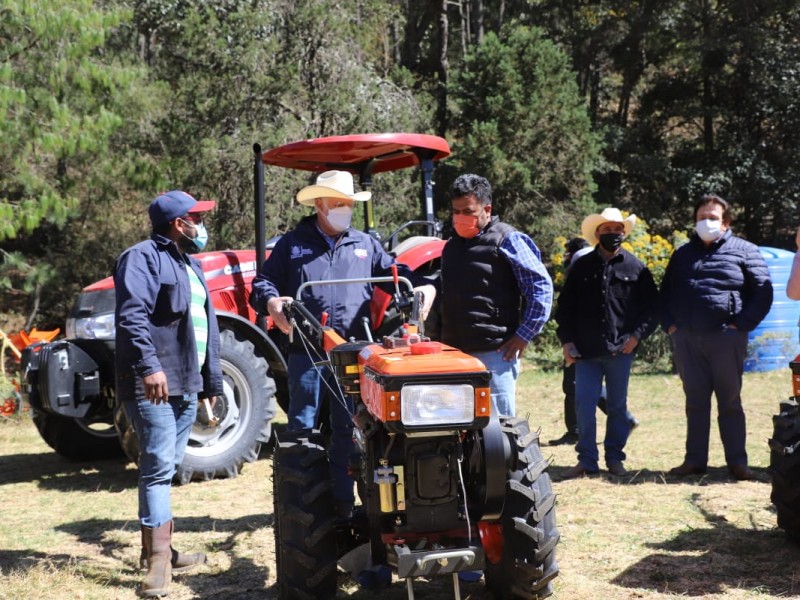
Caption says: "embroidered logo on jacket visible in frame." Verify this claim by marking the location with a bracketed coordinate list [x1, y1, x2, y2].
[290, 246, 313, 259]
[354, 248, 368, 259]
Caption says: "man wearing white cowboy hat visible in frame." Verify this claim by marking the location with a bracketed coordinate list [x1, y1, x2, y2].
[555, 207, 658, 479]
[249, 170, 435, 517]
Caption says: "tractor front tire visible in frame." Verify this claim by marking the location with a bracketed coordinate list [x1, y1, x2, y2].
[32, 410, 123, 460]
[273, 429, 338, 600]
[485, 417, 559, 599]
[769, 398, 800, 542]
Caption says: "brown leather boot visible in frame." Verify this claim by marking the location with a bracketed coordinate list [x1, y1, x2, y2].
[140, 521, 207, 572]
[140, 522, 172, 597]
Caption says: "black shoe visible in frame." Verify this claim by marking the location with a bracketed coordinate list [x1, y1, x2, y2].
[549, 432, 579, 446]
[629, 416, 640, 432]
[606, 461, 628, 476]
[668, 462, 707, 477]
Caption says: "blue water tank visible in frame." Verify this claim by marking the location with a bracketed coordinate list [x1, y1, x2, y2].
[744, 247, 800, 372]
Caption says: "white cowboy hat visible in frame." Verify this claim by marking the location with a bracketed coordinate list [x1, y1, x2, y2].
[580, 207, 637, 246]
[296, 170, 372, 206]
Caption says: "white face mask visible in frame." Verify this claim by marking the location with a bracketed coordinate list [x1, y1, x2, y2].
[325, 206, 353, 233]
[695, 218, 723, 242]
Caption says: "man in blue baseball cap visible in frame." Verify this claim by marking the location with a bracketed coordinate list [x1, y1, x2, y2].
[115, 190, 220, 596]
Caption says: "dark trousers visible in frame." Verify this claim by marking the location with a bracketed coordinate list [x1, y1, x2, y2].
[672, 328, 749, 468]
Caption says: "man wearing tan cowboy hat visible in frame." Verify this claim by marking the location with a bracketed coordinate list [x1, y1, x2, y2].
[554, 207, 658, 479]
[249, 170, 435, 517]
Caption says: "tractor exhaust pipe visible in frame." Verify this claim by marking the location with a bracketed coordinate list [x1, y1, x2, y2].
[253, 143, 266, 331]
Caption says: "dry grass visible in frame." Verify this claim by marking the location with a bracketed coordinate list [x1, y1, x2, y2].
[1, 367, 799, 599]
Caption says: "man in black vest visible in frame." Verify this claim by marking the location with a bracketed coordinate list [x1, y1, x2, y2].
[440, 174, 553, 417]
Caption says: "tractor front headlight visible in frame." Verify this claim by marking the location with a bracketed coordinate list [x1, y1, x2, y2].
[67, 312, 116, 340]
[400, 384, 474, 426]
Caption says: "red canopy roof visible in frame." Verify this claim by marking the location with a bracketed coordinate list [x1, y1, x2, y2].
[261, 133, 450, 175]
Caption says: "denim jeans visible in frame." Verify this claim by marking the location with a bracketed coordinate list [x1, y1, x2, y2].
[124, 394, 197, 528]
[287, 352, 355, 505]
[574, 353, 634, 471]
[469, 350, 519, 417]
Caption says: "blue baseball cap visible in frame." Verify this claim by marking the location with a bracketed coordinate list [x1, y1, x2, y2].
[148, 190, 216, 228]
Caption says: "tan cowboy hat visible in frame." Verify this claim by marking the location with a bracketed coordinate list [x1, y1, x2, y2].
[296, 170, 372, 206]
[580, 207, 637, 246]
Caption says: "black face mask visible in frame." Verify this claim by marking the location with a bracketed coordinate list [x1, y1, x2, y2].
[598, 233, 624, 252]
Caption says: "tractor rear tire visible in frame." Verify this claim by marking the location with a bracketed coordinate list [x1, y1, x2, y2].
[769, 398, 800, 543]
[115, 328, 277, 483]
[273, 429, 338, 600]
[485, 417, 559, 599]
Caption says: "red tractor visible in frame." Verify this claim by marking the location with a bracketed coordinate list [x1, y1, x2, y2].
[20, 133, 451, 483]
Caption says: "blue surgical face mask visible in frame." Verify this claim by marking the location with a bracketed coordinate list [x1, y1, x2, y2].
[192, 222, 209, 250]
[179, 219, 208, 252]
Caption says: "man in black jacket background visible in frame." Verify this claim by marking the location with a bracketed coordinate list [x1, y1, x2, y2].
[555, 208, 659, 479]
[661, 194, 773, 480]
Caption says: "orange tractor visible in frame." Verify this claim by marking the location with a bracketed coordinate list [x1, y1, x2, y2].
[272, 284, 559, 599]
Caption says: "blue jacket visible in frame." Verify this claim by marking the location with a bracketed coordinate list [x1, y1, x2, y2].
[114, 234, 223, 403]
[249, 216, 412, 345]
[660, 230, 773, 333]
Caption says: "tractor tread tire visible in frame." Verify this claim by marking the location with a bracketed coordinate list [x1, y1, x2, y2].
[485, 418, 559, 599]
[485, 418, 560, 600]
[32, 410, 123, 460]
[274, 430, 337, 600]
[177, 328, 277, 483]
[769, 397, 800, 543]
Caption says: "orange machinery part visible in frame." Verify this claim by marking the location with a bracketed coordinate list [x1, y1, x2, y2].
[357, 341, 491, 422]
[7, 328, 61, 352]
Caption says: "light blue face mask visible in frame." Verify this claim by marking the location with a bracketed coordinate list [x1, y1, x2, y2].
[179, 219, 209, 252]
[191, 222, 209, 250]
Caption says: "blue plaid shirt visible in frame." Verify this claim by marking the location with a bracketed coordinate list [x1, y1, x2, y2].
[498, 231, 553, 342]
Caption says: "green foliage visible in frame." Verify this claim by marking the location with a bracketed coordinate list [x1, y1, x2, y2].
[0, 0, 165, 324]
[0, 0, 147, 239]
[131, 0, 432, 250]
[448, 25, 602, 245]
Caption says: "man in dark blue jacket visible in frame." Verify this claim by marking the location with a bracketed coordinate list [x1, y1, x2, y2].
[661, 194, 772, 480]
[249, 170, 434, 517]
[115, 190, 222, 597]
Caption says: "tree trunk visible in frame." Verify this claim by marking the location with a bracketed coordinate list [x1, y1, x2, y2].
[437, 0, 449, 137]
[701, 0, 715, 154]
[473, 0, 484, 44]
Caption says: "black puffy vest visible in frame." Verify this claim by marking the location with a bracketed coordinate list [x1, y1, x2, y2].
[440, 216, 520, 351]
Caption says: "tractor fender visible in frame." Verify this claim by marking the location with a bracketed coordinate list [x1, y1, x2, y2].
[215, 310, 289, 411]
